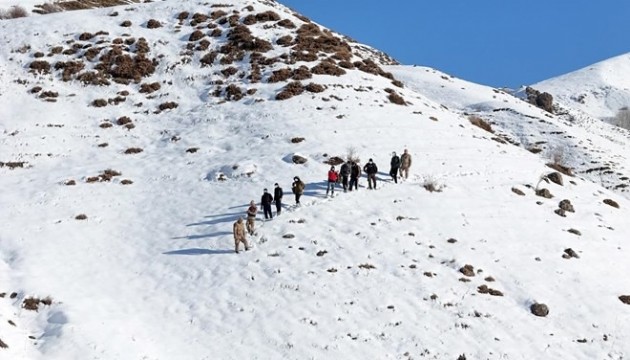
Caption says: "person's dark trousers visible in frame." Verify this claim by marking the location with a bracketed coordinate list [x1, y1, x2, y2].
[342, 175, 349, 191]
[368, 174, 377, 189]
[349, 176, 358, 191]
[263, 204, 273, 219]
[295, 193, 302, 204]
[390, 167, 399, 183]
[275, 200, 282, 215]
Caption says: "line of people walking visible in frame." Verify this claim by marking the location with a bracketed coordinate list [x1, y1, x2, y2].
[232, 149, 412, 253]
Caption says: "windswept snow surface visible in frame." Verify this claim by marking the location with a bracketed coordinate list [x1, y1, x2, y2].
[1, 1, 630, 359]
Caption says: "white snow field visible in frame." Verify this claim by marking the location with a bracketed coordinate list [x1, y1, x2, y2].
[1, 1, 629, 359]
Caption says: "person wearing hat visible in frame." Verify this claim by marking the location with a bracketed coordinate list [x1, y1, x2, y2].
[291, 176, 305, 205]
[261, 188, 274, 220]
[273, 183, 284, 216]
[233, 217, 250, 254]
[363, 158, 378, 190]
[349, 161, 361, 191]
[246, 200, 257, 235]
[326, 165, 339, 197]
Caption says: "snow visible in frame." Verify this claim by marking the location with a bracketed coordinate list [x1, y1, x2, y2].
[1, 1, 630, 359]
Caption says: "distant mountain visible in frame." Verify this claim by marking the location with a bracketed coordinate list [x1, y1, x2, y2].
[533, 53, 630, 120]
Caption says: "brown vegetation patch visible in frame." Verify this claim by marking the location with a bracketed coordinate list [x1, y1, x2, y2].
[603, 199, 619, 208]
[39, 91, 59, 98]
[200, 51, 218, 67]
[124, 147, 143, 154]
[64, 179, 76, 185]
[22, 296, 52, 311]
[459, 264, 475, 277]
[0, 162, 26, 169]
[158, 101, 179, 111]
[546, 163, 573, 177]
[324, 156, 344, 166]
[386, 89, 406, 105]
[75, 214, 87, 220]
[191, 12, 208, 24]
[54, 60, 85, 81]
[146, 19, 162, 29]
[221, 66, 238, 77]
[120, 20, 132, 27]
[277, 19, 296, 29]
[30, 86, 42, 93]
[140, 81, 161, 93]
[225, 84, 244, 101]
[255, 11, 280, 22]
[292, 66, 312, 80]
[291, 137, 305, 143]
[99, 122, 113, 128]
[116, 116, 132, 125]
[189, 30, 205, 42]
[77, 71, 110, 86]
[92, 99, 108, 107]
[176, 11, 189, 21]
[305, 83, 325, 93]
[619, 295, 630, 305]
[120, 179, 133, 185]
[468, 115, 493, 133]
[275, 35, 293, 47]
[268, 68, 292, 83]
[210, 10, 227, 20]
[29, 60, 51, 74]
[276, 81, 304, 100]
[311, 61, 346, 76]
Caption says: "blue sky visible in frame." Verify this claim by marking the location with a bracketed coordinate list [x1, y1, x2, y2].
[280, 0, 630, 88]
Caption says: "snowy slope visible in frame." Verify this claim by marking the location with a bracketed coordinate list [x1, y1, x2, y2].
[533, 53, 630, 120]
[1, 1, 630, 359]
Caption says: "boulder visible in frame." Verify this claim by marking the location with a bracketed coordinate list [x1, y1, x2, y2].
[530, 303, 549, 317]
[292, 155, 307, 164]
[547, 172, 563, 186]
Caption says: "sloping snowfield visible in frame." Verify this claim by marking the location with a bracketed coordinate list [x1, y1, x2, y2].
[1, 1, 629, 359]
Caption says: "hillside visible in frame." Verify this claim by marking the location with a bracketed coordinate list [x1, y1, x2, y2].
[1, 1, 630, 359]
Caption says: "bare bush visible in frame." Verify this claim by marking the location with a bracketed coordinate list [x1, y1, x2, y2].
[468, 115, 493, 133]
[305, 83, 325, 93]
[1, 5, 28, 19]
[276, 81, 304, 100]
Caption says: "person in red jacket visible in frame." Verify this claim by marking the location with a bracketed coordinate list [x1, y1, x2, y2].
[326, 165, 339, 197]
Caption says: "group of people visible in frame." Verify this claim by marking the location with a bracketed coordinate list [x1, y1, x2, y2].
[232, 149, 412, 253]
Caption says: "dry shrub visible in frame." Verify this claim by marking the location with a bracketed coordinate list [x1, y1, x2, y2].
[33, 52, 45, 58]
[268, 68, 292, 83]
[276, 35, 293, 46]
[291, 137, 305, 143]
[221, 66, 238, 77]
[210, 28, 222, 37]
[98, 143, 109, 147]
[191, 12, 208, 24]
[311, 61, 346, 76]
[277, 19, 296, 29]
[276, 81, 304, 100]
[392, 79, 404, 88]
[210, 10, 227, 20]
[305, 83, 324, 93]
[242, 14, 257, 25]
[177, 11, 189, 21]
[186, 147, 199, 153]
[92, 99, 107, 107]
[54, 60, 85, 81]
[146, 19, 162, 29]
[196, 39, 211, 51]
[292, 65, 312, 80]
[200, 51, 218, 67]
[50, 46, 63, 54]
[77, 71, 110, 86]
[29, 60, 51, 74]
[30, 86, 42, 93]
[116, 116, 132, 125]
[468, 115, 493, 133]
[382, 88, 405, 105]
[0, 161, 26, 169]
[159, 101, 178, 110]
[290, 51, 318, 62]
[78, 32, 94, 41]
[84, 47, 102, 61]
[32, 2, 62, 14]
[255, 11, 280, 22]
[227, 25, 272, 52]
[225, 84, 244, 101]
[75, 214, 88, 220]
[603, 199, 620, 209]
[120, 20, 132, 27]
[108, 96, 126, 105]
[124, 147, 143, 154]
[338, 61, 355, 69]
[189, 30, 205, 42]
[1, 5, 28, 19]
[121, 179, 133, 185]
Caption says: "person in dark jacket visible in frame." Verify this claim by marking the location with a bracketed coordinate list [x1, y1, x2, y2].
[291, 176, 305, 205]
[390, 152, 401, 184]
[349, 161, 361, 191]
[339, 161, 351, 192]
[273, 183, 283, 216]
[261, 188, 274, 220]
[363, 158, 378, 190]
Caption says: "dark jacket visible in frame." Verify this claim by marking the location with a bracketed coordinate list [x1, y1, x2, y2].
[390, 155, 401, 169]
[351, 164, 361, 178]
[340, 163, 350, 176]
[274, 187, 283, 201]
[261, 192, 273, 205]
[363, 162, 378, 175]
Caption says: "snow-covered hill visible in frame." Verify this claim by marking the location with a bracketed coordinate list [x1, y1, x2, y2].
[1, 1, 630, 359]
[534, 53, 630, 120]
